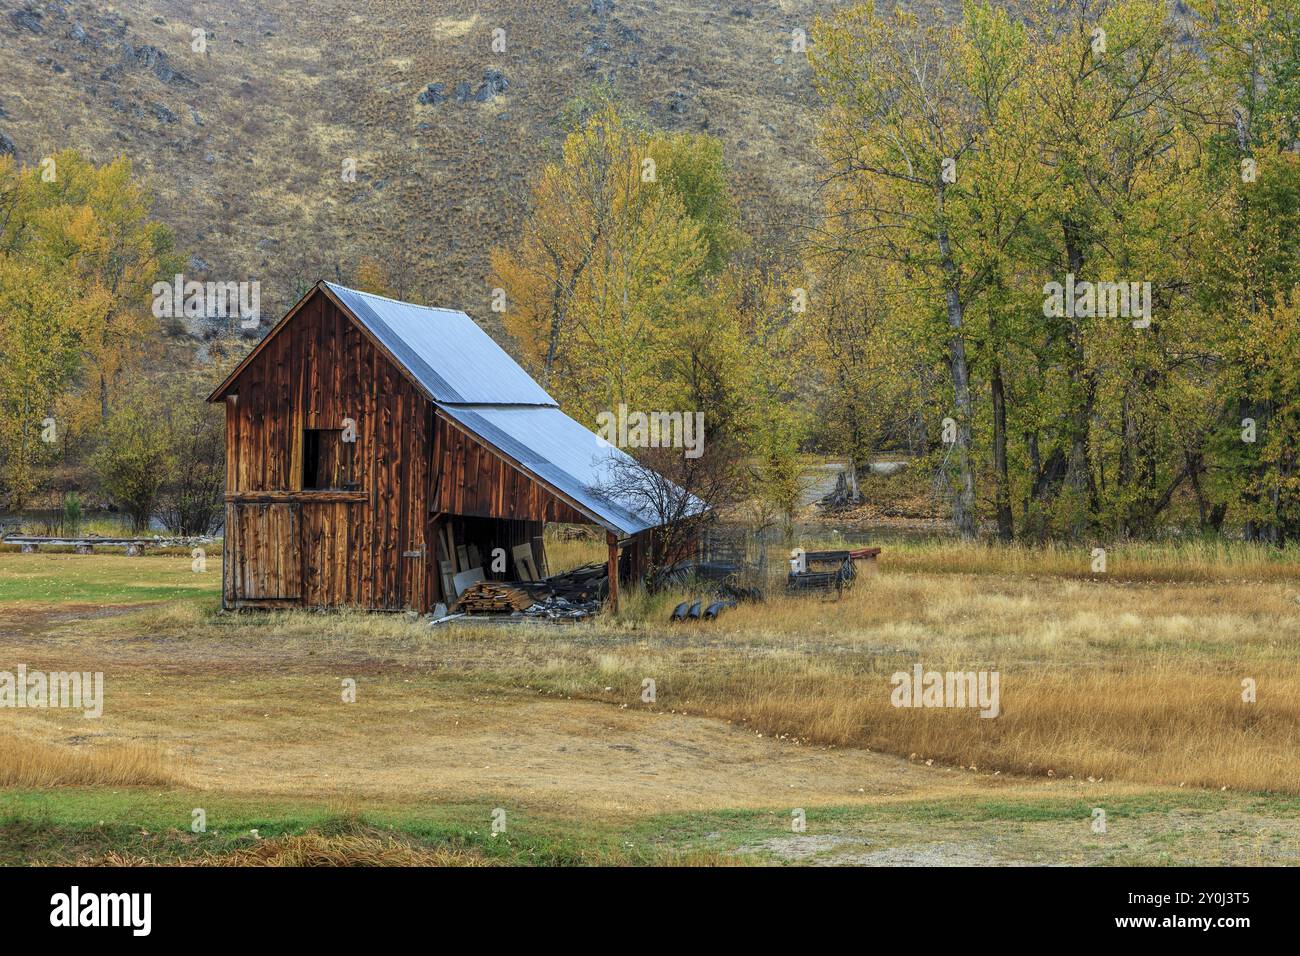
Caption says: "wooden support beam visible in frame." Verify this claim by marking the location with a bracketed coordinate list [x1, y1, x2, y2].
[226, 491, 367, 503]
[606, 531, 619, 614]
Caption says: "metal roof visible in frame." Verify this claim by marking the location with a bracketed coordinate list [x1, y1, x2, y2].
[323, 282, 556, 406]
[439, 404, 705, 536]
[215, 281, 704, 535]
[327, 283, 704, 535]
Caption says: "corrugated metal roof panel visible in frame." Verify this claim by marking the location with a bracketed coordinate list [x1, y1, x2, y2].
[322, 283, 704, 535]
[439, 404, 704, 536]
[324, 282, 555, 406]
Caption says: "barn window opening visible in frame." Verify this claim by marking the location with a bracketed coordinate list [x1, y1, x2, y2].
[302, 428, 353, 490]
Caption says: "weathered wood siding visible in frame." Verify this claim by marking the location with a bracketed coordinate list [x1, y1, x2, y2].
[223, 290, 431, 610]
[300, 502, 350, 607]
[231, 502, 300, 600]
[431, 414, 592, 525]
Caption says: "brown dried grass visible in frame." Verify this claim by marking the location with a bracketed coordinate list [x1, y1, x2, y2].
[0, 734, 180, 788]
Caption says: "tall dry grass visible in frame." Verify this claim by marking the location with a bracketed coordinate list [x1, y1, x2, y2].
[0, 734, 180, 788]
[60, 536, 1300, 797]
[551, 563, 1300, 794]
[790, 537, 1300, 582]
[543, 527, 606, 574]
[637, 660, 1300, 793]
[192, 833, 489, 867]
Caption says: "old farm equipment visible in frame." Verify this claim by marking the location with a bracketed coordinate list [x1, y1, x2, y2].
[661, 525, 772, 623]
[787, 546, 881, 598]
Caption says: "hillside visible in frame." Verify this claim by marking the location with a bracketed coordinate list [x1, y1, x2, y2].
[1, 0, 831, 336]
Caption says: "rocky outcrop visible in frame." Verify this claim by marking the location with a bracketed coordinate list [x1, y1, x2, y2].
[121, 42, 197, 88]
[10, 7, 43, 35]
[419, 71, 509, 106]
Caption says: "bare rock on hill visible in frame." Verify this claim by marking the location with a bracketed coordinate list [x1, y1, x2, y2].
[148, 102, 178, 124]
[121, 42, 197, 88]
[438, 71, 509, 104]
[418, 82, 447, 105]
[479, 69, 509, 99]
[11, 7, 43, 35]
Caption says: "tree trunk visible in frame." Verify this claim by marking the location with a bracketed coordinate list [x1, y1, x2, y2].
[990, 360, 1013, 541]
[1186, 450, 1209, 532]
[1061, 221, 1097, 535]
[844, 457, 861, 503]
[935, 186, 976, 540]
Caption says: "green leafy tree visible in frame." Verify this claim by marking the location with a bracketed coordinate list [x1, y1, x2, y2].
[91, 382, 175, 532]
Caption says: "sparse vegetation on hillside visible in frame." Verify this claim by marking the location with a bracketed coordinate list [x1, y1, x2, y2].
[0, 0, 824, 327]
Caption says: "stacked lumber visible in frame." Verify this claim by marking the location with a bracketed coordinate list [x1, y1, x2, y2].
[452, 581, 535, 614]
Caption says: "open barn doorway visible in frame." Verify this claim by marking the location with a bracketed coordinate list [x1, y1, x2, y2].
[427, 515, 549, 606]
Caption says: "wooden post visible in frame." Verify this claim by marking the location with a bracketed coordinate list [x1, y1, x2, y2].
[606, 531, 619, 614]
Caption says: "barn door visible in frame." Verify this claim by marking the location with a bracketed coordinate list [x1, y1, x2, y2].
[399, 501, 426, 611]
[233, 503, 301, 602]
[397, 407, 433, 612]
[300, 503, 351, 608]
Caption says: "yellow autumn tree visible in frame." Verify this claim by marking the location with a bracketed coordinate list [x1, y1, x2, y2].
[491, 104, 709, 422]
[493, 100, 808, 525]
[20, 151, 175, 424]
[0, 151, 173, 507]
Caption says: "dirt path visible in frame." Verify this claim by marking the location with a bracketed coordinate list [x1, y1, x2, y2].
[179, 686, 1057, 812]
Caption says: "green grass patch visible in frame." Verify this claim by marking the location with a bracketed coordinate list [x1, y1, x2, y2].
[4, 782, 1296, 866]
[0, 553, 219, 606]
[0, 789, 720, 866]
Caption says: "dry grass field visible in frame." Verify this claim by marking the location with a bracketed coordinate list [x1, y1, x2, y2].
[1, 538, 1298, 866]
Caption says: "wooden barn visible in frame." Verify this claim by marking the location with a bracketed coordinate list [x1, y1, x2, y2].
[208, 280, 697, 613]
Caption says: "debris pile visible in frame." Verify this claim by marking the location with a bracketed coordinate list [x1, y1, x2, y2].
[516, 563, 607, 620]
[786, 547, 881, 596]
[450, 563, 608, 621]
[527, 562, 607, 598]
